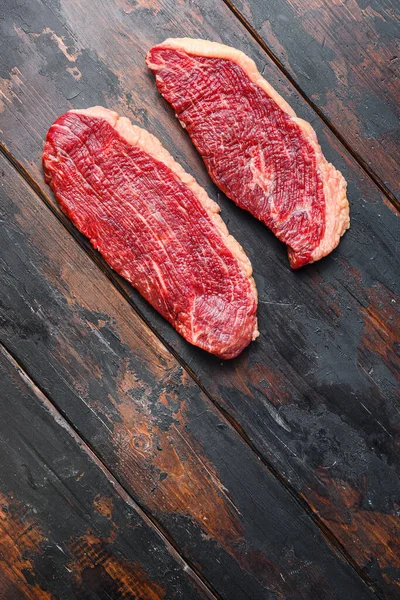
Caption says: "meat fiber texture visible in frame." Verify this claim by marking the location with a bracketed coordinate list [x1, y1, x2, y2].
[146, 38, 350, 269]
[43, 107, 258, 359]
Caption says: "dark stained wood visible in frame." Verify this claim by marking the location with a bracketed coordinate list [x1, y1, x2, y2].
[0, 0, 399, 597]
[0, 151, 379, 600]
[227, 0, 400, 200]
[0, 346, 212, 600]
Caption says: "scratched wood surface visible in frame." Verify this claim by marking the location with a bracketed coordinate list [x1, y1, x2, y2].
[0, 346, 212, 600]
[0, 156, 379, 600]
[0, 0, 399, 598]
[227, 0, 400, 201]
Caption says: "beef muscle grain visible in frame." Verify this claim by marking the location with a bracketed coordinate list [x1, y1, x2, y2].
[147, 38, 350, 269]
[43, 107, 258, 359]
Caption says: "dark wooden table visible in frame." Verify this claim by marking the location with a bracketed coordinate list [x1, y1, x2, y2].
[0, 1, 399, 598]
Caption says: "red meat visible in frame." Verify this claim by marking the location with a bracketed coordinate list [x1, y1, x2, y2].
[147, 38, 350, 268]
[43, 107, 258, 359]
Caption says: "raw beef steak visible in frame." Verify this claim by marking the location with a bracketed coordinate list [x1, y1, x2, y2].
[43, 107, 258, 359]
[147, 39, 350, 269]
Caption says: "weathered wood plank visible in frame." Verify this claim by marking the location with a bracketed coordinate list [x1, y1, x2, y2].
[0, 0, 399, 597]
[0, 346, 212, 600]
[0, 150, 378, 599]
[227, 0, 400, 200]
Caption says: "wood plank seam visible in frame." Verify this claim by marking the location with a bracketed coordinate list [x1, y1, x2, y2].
[0, 143, 385, 599]
[0, 341, 221, 600]
[220, 0, 400, 212]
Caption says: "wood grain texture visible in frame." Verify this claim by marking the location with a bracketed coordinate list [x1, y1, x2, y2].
[0, 346, 211, 600]
[227, 0, 400, 200]
[0, 152, 378, 600]
[0, 0, 399, 597]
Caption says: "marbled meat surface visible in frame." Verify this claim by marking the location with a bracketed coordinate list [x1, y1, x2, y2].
[43, 107, 258, 359]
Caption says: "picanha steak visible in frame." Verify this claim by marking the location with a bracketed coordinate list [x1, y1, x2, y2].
[43, 107, 258, 359]
[146, 38, 350, 269]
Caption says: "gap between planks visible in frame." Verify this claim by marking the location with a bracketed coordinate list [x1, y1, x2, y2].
[0, 342, 221, 600]
[221, 0, 400, 212]
[0, 143, 384, 598]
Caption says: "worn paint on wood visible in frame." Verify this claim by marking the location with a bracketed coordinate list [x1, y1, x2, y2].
[0, 0, 399, 597]
[0, 154, 378, 600]
[0, 346, 211, 600]
[0, 494, 53, 600]
[228, 0, 400, 199]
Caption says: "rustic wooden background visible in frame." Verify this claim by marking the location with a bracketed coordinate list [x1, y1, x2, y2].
[0, 0, 399, 599]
